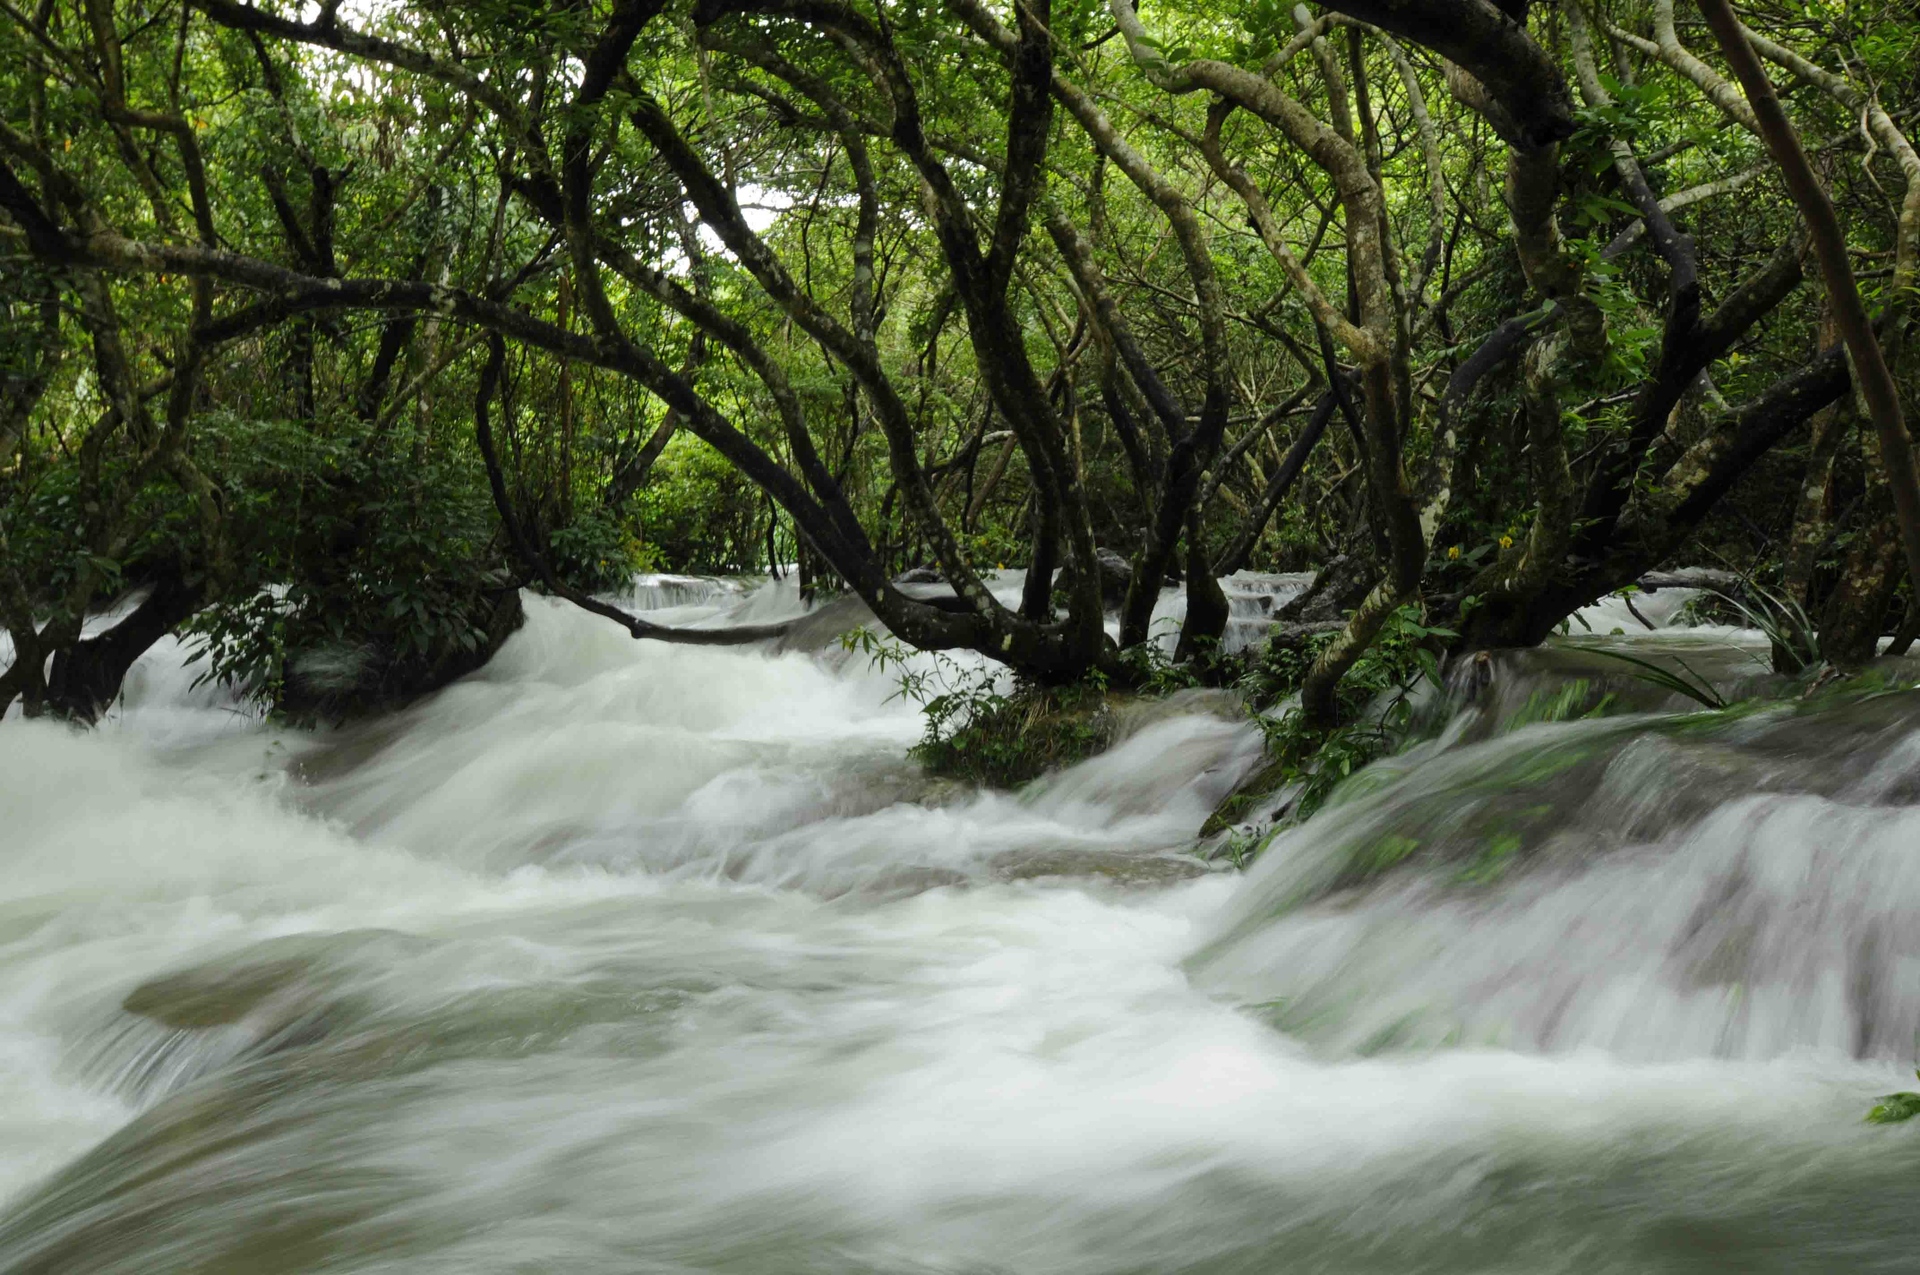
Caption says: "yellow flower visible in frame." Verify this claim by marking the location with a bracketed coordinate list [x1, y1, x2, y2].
[1446, 545, 1461, 560]
[1498, 534, 1514, 550]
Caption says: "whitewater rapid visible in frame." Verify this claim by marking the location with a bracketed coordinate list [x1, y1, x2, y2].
[4, 581, 1920, 1271]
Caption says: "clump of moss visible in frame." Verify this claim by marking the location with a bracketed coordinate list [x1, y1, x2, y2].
[913, 679, 1117, 788]
[842, 627, 1122, 789]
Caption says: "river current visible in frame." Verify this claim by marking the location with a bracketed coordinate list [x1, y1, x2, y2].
[3, 578, 1920, 1272]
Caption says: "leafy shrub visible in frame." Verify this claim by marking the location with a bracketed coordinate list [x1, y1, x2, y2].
[1204, 606, 1455, 849]
[184, 410, 516, 718]
[914, 678, 1116, 788]
[844, 628, 1116, 788]
[1115, 628, 1210, 695]
[547, 507, 655, 594]
[631, 436, 766, 573]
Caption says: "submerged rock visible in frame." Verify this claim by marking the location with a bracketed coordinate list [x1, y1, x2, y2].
[989, 847, 1218, 885]
[123, 956, 320, 1031]
[121, 929, 428, 1031]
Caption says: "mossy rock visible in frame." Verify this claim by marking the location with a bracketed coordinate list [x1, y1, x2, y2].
[990, 848, 1218, 885]
[915, 685, 1122, 788]
[1200, 757, 1295, 838]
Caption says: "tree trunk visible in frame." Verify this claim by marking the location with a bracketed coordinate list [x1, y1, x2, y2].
[1698, 0, 1920, 608]
[43, 568, 205, 721]
[1021, 493, 1058, 622]
[1174, 504, 1229, 662]
[1819, 499, 1901, 665]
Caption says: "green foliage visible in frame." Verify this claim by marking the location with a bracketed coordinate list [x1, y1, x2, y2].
[1218, 827, 1265, 870]
[1713, 582, 1820, 674]
[547, 508, 654, 595]
[843, 627, 1115, 789]
[1241, 605, 1453, 721]
[1505, 678, 1617, 731]
[183, 412, 509, 717]
[1116, 631, 1209, 696]
[912, 677, 1117, 789]
[1256, 712, 1390, 823]
[4, 0, 1910, 733]
[1867, 1080, 1920, 1125]
[1213, 607, 1455, 852]
[630, 436, 773, 574]
[1581, 648, 1730, 710]
[1567, 77, 1674, 182]
[1668, 562, 1823, 676]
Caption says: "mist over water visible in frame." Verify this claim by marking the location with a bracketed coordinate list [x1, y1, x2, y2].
[5, 580, 1920, 1272]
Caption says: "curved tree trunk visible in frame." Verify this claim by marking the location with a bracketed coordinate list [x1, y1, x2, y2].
[43, 568, 205, 721]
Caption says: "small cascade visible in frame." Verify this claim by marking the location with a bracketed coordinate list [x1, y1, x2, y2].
[614, 572, 745, 613]
[1220, 570, 1314, 652]
[1441, 635, 1784, 738]
[1195, 685, 1920, 1061]
[281, 597, 1261, 891]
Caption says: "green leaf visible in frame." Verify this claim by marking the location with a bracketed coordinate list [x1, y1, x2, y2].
[1867, 1091, 1920, 1124]
[1581, 647, 1728, 710]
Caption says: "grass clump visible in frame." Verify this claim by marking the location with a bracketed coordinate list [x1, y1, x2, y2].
[843, 628, 1117, 788]
[912, 678, 1116, 788]
[1212, 605, 1455, 840]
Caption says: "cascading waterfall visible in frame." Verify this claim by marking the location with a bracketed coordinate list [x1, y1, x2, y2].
[611, 572, 750, 615]
[1195, 690, 1920, 1060]
[3, 578, 1920, 1272]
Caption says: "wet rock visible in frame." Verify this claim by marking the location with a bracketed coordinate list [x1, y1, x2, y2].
[1276, 552, 1369, 623]
[103, 932, 420, 1101]
[1055, 548, 1134, 608]
[1199, 756, 1300, 838]
[121, 930, 427, 1031]
[123, 957, 321, 1031]
[990, 848, 1219, 885]
[1637, 567, 1740, 593]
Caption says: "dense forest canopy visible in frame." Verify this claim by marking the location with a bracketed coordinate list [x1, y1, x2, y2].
[1, 0, 1916, 723]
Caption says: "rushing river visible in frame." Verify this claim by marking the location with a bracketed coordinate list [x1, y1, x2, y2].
[4, 579, 1920, 1272]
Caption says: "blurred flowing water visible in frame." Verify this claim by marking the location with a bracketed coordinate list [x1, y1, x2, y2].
[4, 577, 1920, 1272]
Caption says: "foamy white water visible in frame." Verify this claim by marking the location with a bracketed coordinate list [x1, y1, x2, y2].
[3, 584, 1920, 1272]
